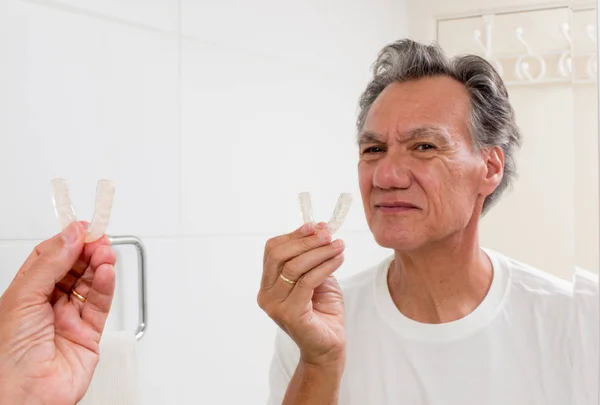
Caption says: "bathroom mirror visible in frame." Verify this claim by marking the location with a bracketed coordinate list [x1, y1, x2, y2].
[404, 2, 599, 403]
[411, 2, 600, 280]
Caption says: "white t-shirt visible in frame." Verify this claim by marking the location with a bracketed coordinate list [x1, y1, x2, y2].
[571, 268, 599, 405]
[266, 249, 577, 405]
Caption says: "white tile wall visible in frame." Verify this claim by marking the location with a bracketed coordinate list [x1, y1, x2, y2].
[23, 0, 179, 33]
[180, 38, 369, 236]
[0, 0, 180, 240]
[181, 0, 404, 79]
[0, 0, 408, 403]
[0, 241, 39, 292]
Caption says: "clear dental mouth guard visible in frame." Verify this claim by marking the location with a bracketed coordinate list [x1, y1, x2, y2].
[298, 192, 353, 234]
[51, 178, 115, 243]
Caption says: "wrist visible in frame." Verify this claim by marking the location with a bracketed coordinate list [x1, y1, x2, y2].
[299, 354, 345, 380]
[300, 348, 345, 375]
[284, 359, 344, 404]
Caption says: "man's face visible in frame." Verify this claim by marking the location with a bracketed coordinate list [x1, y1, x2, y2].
[357, 76, 503, 251]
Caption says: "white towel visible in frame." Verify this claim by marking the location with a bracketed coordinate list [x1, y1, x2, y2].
[78, 331, 140, 405]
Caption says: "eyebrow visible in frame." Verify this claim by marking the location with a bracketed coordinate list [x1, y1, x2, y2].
[358, 125, 453, 146]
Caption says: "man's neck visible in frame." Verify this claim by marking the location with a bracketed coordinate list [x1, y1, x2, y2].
[388, 230, 493, 325]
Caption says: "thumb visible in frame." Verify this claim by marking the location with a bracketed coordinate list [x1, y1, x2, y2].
[16, 221, 87, 299]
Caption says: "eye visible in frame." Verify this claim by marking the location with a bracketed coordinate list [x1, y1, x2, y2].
[415, 143, 436, 151]
[362, 146, 385, 154]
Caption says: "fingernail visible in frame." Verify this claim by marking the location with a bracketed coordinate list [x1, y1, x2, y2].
[316, 222, 328, 229]
[332, 239, 344, 249]
[62, 221, 82, 244]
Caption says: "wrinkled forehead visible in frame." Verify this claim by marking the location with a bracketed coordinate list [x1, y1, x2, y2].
[359, 77, 472, 143]
[358, 125, 454, 146]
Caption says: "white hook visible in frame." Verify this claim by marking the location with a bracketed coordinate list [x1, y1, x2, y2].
[482, 14, 494, 56]
[473, 14, 503, 76]
[514, 27, 546, 82]
[473, 29, 488, 56]
[473, 30, 486, 56]
[474, 14, 494, 58]
[586, 24, 596, 43]
[519, 61, 534, 81]
[562, 23, 572, 45]
[586, 55, 597, 79]
[515, 26, 533, 55]
[558, 22, 572, 77]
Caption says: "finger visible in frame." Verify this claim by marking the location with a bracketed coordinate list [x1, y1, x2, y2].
[16, 220, 90, 279]
[53, 259, 90, 296]
[262, 226, 333, 288]
[263, 222, 320, 264]
[54, 235, 112, 295]
[81, 262, 116, 336]
[280, 239, 345, 283]
[12, 221, 86, 299]
[270, 239, 345, 301]
[68, 245, 117, 313]
[287, 252, 345, 306]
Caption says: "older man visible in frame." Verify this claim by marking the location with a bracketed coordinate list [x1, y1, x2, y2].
[258, 39, 573, 404]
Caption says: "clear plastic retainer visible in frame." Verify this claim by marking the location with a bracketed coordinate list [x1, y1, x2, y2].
[298, 192, 353, 234]
[51, 178, 115, 243]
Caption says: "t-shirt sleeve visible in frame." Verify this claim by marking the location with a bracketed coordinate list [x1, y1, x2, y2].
[266, 328, 301, 405]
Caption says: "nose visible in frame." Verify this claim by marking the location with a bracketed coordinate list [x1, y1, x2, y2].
[372, 152, 412, 190]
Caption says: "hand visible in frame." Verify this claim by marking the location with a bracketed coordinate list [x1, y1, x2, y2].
[258, 222, 346, 369]
[0, 221, 116, 405]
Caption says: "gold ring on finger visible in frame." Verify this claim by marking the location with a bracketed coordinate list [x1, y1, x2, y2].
[279, 273, 297, 286]
[71, 289, 86, 303]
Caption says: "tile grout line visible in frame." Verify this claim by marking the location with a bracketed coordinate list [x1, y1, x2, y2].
[177, 0, 184, 236]
[179, 33, 355, 83]
[18, 0, 352, 83]
[19, 0, 178, 37]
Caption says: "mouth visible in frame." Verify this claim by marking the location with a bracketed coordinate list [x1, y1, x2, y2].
[374, 201, 419, 213]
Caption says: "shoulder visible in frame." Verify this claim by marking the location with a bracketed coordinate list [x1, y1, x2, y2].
[490, 249, 573, 298]
[485, 248, 574, 324]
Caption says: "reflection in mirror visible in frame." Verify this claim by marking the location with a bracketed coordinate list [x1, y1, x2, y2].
[435, 5, 599, 280]
[261, 3, 599, 405]
[429, 6, 600, 404]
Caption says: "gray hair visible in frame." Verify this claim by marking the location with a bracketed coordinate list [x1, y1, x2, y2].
[357, 39, 522, 214]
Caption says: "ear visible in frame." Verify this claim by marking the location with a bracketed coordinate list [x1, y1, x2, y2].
[481, 146, 504, 195]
